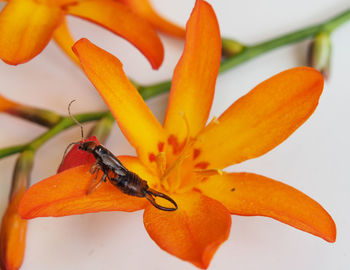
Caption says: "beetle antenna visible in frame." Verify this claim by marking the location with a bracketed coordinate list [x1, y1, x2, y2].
[68, 100, 85, 140]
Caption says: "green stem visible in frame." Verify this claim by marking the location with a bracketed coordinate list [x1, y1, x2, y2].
[0, 145, 27, 159]
[0, 111, 109, 159]
[220, 8, 350, 72]
[323, 9, 350, 33]
[0, 8, 349, 160]
[88, 112, 115, 144]
[27, 111, 109, 152]
[138, 81, 172, 100]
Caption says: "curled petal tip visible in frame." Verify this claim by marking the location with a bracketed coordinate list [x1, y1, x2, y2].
[67, 0, 164, 69]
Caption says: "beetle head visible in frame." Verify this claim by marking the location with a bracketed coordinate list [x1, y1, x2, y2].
[79, 141, 98, 153]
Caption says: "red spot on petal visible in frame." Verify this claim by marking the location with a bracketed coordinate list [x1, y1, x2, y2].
[168, 134, 178, 154]
[193, 148, 201, 160]
[158, 142, 164, 152]
[194, 162, 209, 169]
[149, 153, 156, 163]
[168, 135, 186, 155]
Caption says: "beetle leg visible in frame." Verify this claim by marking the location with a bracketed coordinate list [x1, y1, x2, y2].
[145, 188, 178, 211]
[86, 168, 100, 195]
[90, 161, 100, 174]
[86, 173, 107, 195]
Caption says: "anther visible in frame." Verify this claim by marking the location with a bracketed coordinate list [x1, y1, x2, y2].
[156, 152, 166, 176]
[194, 168, 223, 177]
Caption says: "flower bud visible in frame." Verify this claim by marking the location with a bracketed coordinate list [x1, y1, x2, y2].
[222, 38, 245, 57]
[0, 94, 61, 127]
[1, 150, 34, 270]
[308, 32, 332, 79]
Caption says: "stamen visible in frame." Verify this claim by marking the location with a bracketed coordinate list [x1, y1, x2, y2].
[160, 151, 190, 183]
[162, 112, 206, 191]
[179, 111, 191, 148]
[156, 152, 166, 176]
[194, 168, 223, 177]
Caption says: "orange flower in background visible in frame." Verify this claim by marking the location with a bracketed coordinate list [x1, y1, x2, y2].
[0, 0, 170, 68]
[18, 0, 336, 268]
[0, 94, 18, 112]
[1, 150, 33, 270]
[115, 0, 185, 38]
[0, 190, 28, 270]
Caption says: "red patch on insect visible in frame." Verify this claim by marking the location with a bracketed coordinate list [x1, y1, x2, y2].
[57, 136, 99, 173]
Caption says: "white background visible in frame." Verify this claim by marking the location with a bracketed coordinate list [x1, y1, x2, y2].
[0, 0, 349, 269]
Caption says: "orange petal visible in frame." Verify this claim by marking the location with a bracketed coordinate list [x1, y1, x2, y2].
[0, 0, 64, 65]
[0, 188, 27, 270]
[143, 192, 231, 269]
[73, 38, 166, 167]
[53, 18, 80, 65]
[67, 0, 164, 69]
[117, 0, 185, 38]
[19, 162, 149, 219]
[194, 67, 324, 169]
[197, 172, 336, 242]
[164, 0, 221, 142]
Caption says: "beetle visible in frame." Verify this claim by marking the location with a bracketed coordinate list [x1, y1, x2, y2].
[60, 101, 177, 211]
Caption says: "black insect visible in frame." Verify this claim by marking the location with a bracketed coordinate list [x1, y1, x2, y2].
[61, 101, 177, 211]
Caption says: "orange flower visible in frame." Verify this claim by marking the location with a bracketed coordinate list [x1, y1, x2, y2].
[115, 0, 185, 38]
[18, 0, 336, 268]
[0, 0, 165, 68]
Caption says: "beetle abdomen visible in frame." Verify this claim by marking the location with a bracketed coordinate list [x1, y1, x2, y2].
[110, 171, 148, 198]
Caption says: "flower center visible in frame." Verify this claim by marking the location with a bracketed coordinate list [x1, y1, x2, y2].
[154, 115, 222, 193]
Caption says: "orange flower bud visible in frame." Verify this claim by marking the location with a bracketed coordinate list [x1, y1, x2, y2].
[0, 190, 28, 270]
[0, 94, 18, 113]
[0, 94, 61, 127]
[0, 151, 34, 270]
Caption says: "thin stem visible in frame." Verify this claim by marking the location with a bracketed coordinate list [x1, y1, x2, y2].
[0, 111, 109, 159]
[138, 80, 172, 100]
[323, 9, 350, 33]
[220, 8, 350, 72]
[27, 111, 109, 152]
[0, 145, 27, 159]
[88, 112, 115, 144]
